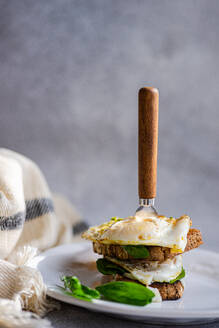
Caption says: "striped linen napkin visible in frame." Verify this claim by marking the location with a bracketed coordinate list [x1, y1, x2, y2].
[0, 148, 87, 328]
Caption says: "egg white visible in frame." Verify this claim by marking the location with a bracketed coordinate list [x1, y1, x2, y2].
[107, 255, 183, 286]
[82, 215, 191, 252]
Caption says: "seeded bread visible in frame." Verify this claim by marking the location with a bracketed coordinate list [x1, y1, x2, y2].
[93, 228, 203, 261]
[150, 281, 184, 300]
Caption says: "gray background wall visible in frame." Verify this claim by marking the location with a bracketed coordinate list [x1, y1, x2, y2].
[0, 0, 218, 250]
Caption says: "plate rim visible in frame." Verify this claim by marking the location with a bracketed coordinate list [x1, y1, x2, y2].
[46, 287, 219, 319]
[30, 242, 219, 320]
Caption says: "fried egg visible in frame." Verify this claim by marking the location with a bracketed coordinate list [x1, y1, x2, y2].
[82, 215, 191, 252]
[108, 255, 183, 286]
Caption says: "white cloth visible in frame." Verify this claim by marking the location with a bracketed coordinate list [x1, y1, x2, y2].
[0, 149, 83, 327]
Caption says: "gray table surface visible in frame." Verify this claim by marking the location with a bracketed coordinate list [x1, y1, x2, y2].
[46, 302, 219, 328]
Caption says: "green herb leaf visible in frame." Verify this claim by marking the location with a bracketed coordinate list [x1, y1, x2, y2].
[96, 258, 127, 275]
[61, 276, 100, 302]
[63, 289, 94, 302]
[62, 275, 81, 291]
[110, 217, 123, 223]
[122, 245, 150, 259]
[169, 268, 185, 284]
[96, 281, 155, 306]
[81, 285, 100, 298]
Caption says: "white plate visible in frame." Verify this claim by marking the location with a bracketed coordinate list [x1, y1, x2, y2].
[30, 242, 219, 325]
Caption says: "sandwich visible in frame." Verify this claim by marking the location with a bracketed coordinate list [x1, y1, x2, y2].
[82, 214, 203, 302]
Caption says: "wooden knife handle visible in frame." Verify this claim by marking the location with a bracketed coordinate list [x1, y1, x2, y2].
[138, 87, 159, 199]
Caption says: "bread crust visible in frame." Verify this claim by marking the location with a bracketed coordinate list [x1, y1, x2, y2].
[93, 228, 203, 261]
[150, 281, 184, 300]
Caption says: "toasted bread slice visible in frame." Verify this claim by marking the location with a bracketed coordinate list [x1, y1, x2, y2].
[93, 228, 202, 261]
[150, 281, 184, 300]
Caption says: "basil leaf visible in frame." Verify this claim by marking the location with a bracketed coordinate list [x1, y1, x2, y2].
[63, 289, 94, 302]
[169, 268, 185, 284]
[96, 258, 127, 275]
[61, 276, 100, 301]
[81, 285, 100, 298]
[96, 281, 155, 306]
[123, 245, 149, 259]
[62, 276, 81, 291]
